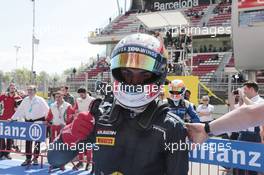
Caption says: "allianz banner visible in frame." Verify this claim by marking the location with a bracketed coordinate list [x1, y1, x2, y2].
[189, 138, 264, 172]
[144, 0, 211, 11]
[0, 121, 46, 142]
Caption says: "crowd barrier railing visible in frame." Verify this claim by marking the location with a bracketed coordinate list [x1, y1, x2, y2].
[0, 120, 263, 174]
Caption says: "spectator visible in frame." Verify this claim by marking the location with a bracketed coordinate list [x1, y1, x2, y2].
[174, 51, 180, 63]
[166, 29, 173, 46]
[139, 24, 145, 33]
[184, 89, 196, 110]
[0, 83, 22, 160]
[221, 91, 242, 141]
[17, 90, 27, 99]
[234, 81, 264, 175]
[208, 46, 212, 52]
[197, 96, 214, 123]
[87, 91, 92, 97]
[157, 91, 167, 105]
[184, 89, 191, 101]
[226, 91, 242, 140]
[229, 90, 243, 111]
[47, 95, 54, 107]
[199, 46, 203, 53]
[11, 85, 49, 166]
[61, 86, 75, 106]
[213, 47, 217, 52]
[46, 91, 74, 142]
[203, 45, 208, 52]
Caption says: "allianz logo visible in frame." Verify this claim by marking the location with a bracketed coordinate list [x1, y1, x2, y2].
[29, 124, 43, 141]
[190, 147, 261, 168]
[0, 122, 42, 141]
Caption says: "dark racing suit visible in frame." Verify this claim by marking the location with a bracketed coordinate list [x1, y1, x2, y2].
[167, 98, 200, 123]
[48, 101, 189, 175]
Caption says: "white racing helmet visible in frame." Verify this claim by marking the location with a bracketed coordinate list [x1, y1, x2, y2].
[168, 79, 186, 103]
[110, 33, 167, 109]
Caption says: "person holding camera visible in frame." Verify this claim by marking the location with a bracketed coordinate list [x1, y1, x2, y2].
[229, 89, 244, 111]
[234, 81, 264, 175]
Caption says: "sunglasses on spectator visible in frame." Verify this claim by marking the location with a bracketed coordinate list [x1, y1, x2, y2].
[169, 91, 182, 95]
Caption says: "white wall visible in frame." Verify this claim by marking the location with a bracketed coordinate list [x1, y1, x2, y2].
[232, 0, 264, 70]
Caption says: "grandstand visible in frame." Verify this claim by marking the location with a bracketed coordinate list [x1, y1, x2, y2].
[207, 1, 232, 26]
[68, 0, 264, 98]
[184, 4, 209, 26]
[101, 12, 142, 36]
[66, 59, 110, 92]
[2, 1, 264, 175]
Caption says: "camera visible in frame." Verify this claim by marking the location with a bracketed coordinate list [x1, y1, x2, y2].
[233, 90, 239, 95]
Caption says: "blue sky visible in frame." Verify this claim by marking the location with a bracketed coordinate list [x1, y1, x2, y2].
[0, 0, 123, 74]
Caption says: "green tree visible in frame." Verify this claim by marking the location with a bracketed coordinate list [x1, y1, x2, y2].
[12, 68, 31, 86]
[36, 71, 50, 86]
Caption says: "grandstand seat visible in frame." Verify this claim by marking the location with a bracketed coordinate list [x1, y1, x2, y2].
[226, 57, 235, 67]
[184, 4, 209, 26]
[186, 54, 221, 78]
[207, 3, 231, 26]
[100, 12, 141, 36]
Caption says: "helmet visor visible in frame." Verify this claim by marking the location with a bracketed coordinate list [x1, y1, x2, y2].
[111, 52, 156, 72]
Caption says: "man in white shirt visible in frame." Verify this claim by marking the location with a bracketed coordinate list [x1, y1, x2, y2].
[46, 91, 74, 142]
[197, 96, 214, 123]
[74, 87, 95, 113]
[236, 81, 264, 175]
[238, 81, 264, 132]
[11, 85, 49, 166]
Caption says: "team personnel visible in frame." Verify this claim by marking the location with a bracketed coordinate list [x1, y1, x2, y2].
[73, 87, 95, 113]
[11, 85, 49, 166]
[197, 96, 214, 123]
[61, 86, 75, 106]
[0, 83, 22, 160]
[184, 89, 196, 110]
[167, 79, 200, 123]
[184, 89, 191, 101]
[46, 91, 74, 142]
[73, 87, 95, 169]
[48, 33, 189, 175]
